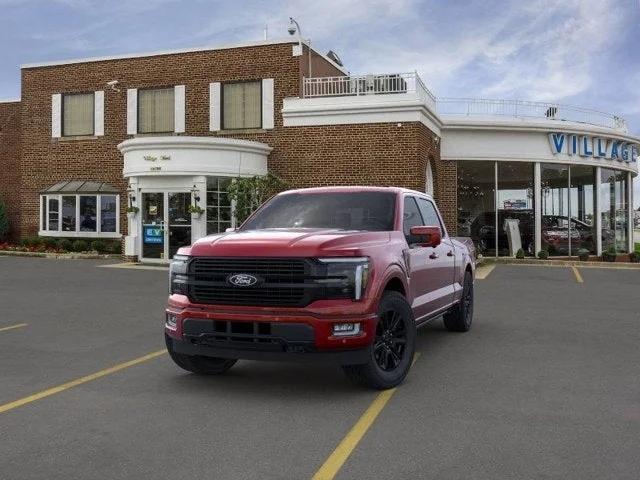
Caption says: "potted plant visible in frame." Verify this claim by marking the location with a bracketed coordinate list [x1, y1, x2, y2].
[576, 248, 590, 261]
[126, 206, 139, 219]
[602, 246, 617, 262]
[537, 250, 549, 260]
[188, 204, 205, 218]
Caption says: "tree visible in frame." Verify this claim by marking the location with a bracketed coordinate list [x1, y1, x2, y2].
[226, 174, 287, 225]
[0, 195, 9, 241]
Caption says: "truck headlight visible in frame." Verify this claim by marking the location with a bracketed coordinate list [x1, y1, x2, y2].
[169, 254, 190, 295]
[317, 257, 370, 300]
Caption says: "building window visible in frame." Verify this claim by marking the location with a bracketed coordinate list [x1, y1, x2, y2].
[457, 161, 496, 256]
[206, 177, 233, 234]
[497, 162, 534, 256]
[138, 87, 175, 133]
[40, 194, 120, 237]
[222, 81, 261, 130]
[62, 93, 94, 136]
[601, 168, 628, 253]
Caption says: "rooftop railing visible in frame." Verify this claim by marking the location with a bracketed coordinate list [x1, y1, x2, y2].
[301, 74, 628, 132]
[436, 97, 628, 132]
[302, 72, 436, 109]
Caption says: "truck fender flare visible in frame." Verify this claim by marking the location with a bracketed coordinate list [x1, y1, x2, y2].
[373, 264, 409, 308]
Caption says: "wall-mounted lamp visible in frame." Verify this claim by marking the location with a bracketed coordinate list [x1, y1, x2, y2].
[191, 185, 201, 203]
[127, 188, 136, 203]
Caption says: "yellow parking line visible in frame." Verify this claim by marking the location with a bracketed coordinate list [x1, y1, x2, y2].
[311, 353, 421, 480]
[571, 266, 584, 283]
[0, 323, 28, 333]
[0, 349, 167, 415]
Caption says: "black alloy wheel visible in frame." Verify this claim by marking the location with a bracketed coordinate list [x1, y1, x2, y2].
[373, 309, 407, 371]
[342, 291, 416, 390]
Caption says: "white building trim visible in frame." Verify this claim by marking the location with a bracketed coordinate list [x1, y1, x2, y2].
[282, 93, 442, 135]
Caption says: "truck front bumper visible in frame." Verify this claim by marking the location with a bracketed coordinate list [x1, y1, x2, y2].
[165, 301, 377, 364]
[166, 333, 370, 365]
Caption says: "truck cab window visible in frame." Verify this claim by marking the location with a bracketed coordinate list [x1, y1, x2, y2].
[416, 198, 443, 230]
[403, 197, 424, 245]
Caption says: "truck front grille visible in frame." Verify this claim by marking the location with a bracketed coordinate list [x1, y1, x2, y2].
[189, 257, 314, 307]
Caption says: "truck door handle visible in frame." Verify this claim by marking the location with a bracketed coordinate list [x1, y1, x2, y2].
[429, 252, 439, 259]
[447, 250, 454, 257]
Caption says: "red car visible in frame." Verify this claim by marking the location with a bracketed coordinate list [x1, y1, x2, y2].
[165, 187, 476, 389]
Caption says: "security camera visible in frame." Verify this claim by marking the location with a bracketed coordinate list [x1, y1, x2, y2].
[287, 24, 296, 35]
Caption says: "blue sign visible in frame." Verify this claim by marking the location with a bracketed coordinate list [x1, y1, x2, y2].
[548, 132, 638, 163]
[144, 226, 164, 244]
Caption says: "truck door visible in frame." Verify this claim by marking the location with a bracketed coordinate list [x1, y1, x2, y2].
[415, 197, 456, 314]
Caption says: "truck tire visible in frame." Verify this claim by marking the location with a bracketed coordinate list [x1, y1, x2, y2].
[165, 334, 237, 375]
[342, 291, 416, 390]
[443, 270, 474, 332]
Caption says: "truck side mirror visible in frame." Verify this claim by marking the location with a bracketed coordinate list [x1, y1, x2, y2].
[409, 226, 441, 248]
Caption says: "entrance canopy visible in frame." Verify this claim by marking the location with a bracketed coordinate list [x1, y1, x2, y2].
[41, 180, 120, 194]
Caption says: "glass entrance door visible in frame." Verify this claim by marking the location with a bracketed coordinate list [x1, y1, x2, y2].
[168, 192, 191, 259]
[142, 192, 165, 260]
[141, 192, 192, 261]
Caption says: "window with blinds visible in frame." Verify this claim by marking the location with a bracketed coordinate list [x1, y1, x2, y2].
[62, 93, 94, 136]
[222, 81, 261, 130]
[138, 87, 175, 133]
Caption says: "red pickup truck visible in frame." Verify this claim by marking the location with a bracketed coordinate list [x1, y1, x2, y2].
[165, 186, 475, 389]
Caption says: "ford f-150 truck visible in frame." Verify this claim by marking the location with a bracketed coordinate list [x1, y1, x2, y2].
[165, 186, 476, 389]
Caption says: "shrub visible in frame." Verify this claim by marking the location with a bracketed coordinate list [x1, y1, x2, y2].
[515, 248, 525, 259]
[71, 239, 88, 252]
[110, 242, 122, 254]
[20, 236, 41, 248]
[41, 237, 58, 249]
[576, 248, 590, 261]
[630, 251, 640, 263]
[90, 240, 107, 253]
[602, 246, 617, 262]
[58, 239, 73, 252]
[537, 250, 549, 260]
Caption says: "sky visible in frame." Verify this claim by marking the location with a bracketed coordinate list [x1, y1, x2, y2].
[0, 0, 639, 205]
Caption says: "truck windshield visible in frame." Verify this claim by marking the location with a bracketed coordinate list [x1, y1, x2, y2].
[241, 192, 396, 231]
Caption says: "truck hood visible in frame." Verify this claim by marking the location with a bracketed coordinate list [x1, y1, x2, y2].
[187, 229, 391, 257]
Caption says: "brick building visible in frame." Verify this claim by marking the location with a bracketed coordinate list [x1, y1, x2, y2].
[0, 38, 638, 260]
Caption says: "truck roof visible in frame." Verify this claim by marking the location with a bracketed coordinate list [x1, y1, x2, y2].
[279, 186, 432, 198]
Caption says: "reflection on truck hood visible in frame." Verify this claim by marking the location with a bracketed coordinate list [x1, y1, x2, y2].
[188, 228, 392, 257]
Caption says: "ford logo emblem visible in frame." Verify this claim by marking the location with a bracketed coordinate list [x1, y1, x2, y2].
[227, 273, 260, 287]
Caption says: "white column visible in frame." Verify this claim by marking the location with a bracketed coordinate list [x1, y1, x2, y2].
[534, 162, 541, 255]
[628, 171, 634, 253]
[191, 175, 208, 243]
[125, 177, 139, 257]
[595, 166, 602, 256]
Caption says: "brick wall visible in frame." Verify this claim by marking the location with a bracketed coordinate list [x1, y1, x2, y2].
[0, 101, 21, 240]
[19, 43, 305, 238]
[17, 41, 448, 241]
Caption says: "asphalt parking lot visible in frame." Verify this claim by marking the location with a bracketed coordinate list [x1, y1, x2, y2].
[1, 257, 639, 480]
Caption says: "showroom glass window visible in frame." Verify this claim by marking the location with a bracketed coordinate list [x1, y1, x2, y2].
[222, 81, 261, 130]
[497, 163, 535, 256]
[62, 93, 94, 136]
[541, 164, 569, 256]
[457, 161, 496, 256]
[40, 194, 119, 236]
[569, 166, 596, 254]
[138, 87, 175, 133]
[601, 168, 628, 253]
[206, 177, 233, 234]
